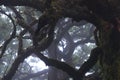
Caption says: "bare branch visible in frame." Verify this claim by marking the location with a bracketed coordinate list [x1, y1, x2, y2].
[0, 9, 16, 58]
[0, 0, 46, 11]
[78, 47, 103, 78]
[35, 52, 79, 79]
[8, 6, 23, 19]
[2, 47, 34, 80]
[17, 18, 34, 35]
[17, 31, 24, 55]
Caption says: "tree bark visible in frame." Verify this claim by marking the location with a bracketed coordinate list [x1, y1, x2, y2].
[97, 24, 120, 80]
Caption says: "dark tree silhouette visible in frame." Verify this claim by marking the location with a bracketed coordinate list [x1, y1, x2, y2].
[0, 0, 120, 80]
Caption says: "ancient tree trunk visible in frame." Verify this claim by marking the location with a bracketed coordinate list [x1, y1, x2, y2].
[98, 24, 120, 80]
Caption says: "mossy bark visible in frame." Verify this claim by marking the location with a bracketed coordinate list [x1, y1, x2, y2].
[98, 23, 120, 80]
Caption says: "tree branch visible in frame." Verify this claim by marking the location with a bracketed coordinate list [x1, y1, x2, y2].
[0, 9, 16, 58]
[78, 47, 103, 78]
[35, 52, 79, 80]
[0, 0, 46, 11]
[35, 47, 103, 80]
[2, 47, 34, 80]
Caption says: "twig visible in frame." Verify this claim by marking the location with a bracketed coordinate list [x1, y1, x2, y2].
[0, 9, 16, 58]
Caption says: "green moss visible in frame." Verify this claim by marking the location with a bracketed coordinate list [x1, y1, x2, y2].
[96, 20, 120, 80]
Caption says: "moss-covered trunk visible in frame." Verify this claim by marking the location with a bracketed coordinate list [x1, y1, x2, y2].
[98, 23, 120, 80]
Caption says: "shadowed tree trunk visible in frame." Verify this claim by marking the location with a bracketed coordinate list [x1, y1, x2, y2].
[97, 24, 120, 80]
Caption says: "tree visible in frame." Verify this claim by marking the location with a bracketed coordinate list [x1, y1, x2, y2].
[0, 0, 120, 80]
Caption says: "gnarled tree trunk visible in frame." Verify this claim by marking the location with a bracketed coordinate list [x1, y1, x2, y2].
[98, 23, 120, 80]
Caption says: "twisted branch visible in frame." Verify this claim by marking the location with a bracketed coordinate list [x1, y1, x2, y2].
[0, 9, 16, 58]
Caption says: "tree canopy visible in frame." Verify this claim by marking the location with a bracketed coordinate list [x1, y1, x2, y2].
[0, 0, 120, 80]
